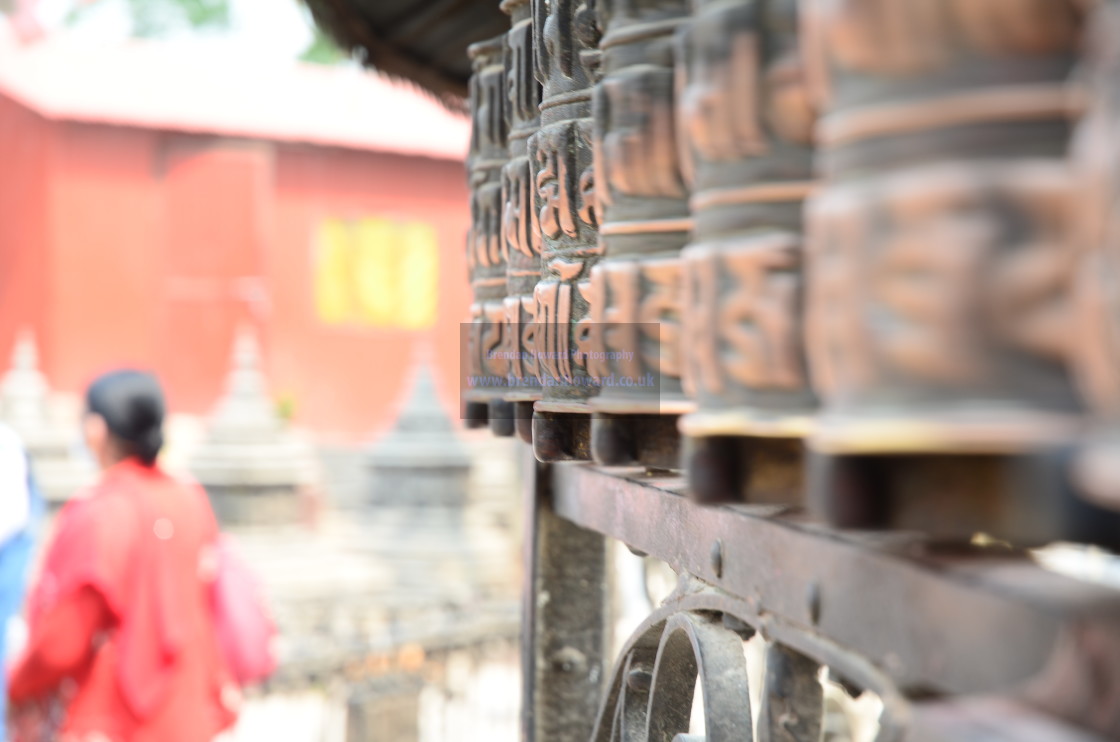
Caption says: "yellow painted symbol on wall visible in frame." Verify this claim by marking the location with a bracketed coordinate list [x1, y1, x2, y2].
[314, 218, 439, 329]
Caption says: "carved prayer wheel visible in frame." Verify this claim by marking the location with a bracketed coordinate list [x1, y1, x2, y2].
[800, 0, 1113, 543]
[497, 0, 545, 436]
[677, 0, 816, 503]
[527, 0, 604, 460]
[582, 0, 692, 467]
[803, 0, 1086, 454]
[465, 36, 510, 428]
[1072, 2, 1120, 511]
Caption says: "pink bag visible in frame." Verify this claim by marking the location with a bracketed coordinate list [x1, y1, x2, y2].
[212, 535, 278, 685]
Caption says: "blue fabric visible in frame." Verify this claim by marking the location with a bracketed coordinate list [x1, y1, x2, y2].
[0, 458, 44, 740]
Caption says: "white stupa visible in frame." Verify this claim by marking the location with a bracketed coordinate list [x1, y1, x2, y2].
[190, 326, 317, 525]
[361, 359, 486, 607]
[0, 329, 94, 504]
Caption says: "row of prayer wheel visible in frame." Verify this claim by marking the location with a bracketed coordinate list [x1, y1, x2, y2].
[463, 0, 1120, 546]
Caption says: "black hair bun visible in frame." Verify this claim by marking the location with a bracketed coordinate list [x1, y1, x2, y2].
[86, 370, 166, 466]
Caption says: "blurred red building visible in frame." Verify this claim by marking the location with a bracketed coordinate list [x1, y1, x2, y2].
[0, 30, 471, 438]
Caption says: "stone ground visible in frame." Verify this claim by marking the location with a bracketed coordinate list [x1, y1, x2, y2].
[213, 429, 525, 742]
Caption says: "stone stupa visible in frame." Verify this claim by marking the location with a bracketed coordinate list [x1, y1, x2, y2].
[0, 329, 94, 504]
[190, 326, 317, 525]
[363, 360, 480, 607]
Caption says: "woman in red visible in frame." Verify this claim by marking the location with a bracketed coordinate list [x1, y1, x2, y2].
[9, 370, 238, 742]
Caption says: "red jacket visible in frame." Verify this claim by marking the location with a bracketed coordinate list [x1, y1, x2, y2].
[10, 459, 238, 742]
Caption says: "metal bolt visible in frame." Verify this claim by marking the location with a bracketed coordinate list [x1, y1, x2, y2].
[592, 414, 634, 466]
[515, 402, 534, 444]
[463, 401, 489, 429]
[710, 539, 723, 579]
[627, 668, 653, 692]
[533, 414, 568, 462]
[488, 400, 515, 437]
[807, 582, 822, 625]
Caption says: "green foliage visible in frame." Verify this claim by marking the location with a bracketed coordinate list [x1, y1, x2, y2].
[276, 392, 297, 423]
[300, 24, 347, 65]
[66, 0, 232, 38]
[62, 0, 348, 65]
[127, 0, 231, 37]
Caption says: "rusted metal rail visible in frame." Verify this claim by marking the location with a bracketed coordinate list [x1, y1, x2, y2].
[459, 0, 1120, 739]
[522, 459, 1120, 741]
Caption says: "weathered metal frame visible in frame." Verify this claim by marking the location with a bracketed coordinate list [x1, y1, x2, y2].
[522, 454, 1120, 741]
[521, 453, 610, 742]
